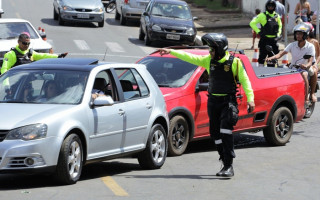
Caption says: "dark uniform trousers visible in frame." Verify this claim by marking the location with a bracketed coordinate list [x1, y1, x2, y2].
[258, 37, 279, 67]
[207, 94, 237, 164]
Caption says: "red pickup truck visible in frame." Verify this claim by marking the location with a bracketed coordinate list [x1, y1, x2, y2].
[137, 47, 306, 156]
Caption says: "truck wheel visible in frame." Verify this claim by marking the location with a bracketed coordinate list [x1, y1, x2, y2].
[115, 9, 120, 20]
[138, 124, 167, 169]
[263, 107, 293, 146]
[53, 8, 58, 20]
[168, 115, 189, 156]
[139, 25, 145, 41]
[56, 134, 83, 184]
[58, 11, 64, 25]
[120, 11, 127, 25]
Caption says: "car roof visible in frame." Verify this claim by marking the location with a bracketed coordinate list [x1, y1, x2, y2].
[11, 58, 101, 72]
[0, 18, 30, 23]
[152, 0, 188, 5]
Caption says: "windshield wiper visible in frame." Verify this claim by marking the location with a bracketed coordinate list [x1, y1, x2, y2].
[152, 14, 163, 17]
[158, 84, 171, 87]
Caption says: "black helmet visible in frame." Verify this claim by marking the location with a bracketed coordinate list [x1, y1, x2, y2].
[293, 23, 309, 40]
[201, 33, 228, 59]
[265, 0, 276, 13]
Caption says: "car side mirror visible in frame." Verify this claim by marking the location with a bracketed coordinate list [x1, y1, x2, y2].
[92, 95, 114, 107]
[143, 11, 148, 16]
[196, 82, 209, 92]
[193, 16, 198, 20]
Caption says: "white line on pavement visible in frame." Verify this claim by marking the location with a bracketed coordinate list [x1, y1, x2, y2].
[74, 40, 90, 50]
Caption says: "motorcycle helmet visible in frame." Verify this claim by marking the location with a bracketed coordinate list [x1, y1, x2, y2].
[304, 22, 315, 38]
[293, 23, 309, 40]
[265, 0, 276, 13]
[201, 33, 228, 59]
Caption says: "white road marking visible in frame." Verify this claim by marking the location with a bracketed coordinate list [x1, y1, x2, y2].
[74, 40, 90, 50]
[105, 42, 125, 53]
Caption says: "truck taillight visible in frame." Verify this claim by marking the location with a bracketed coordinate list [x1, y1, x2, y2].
[124, 0, 129, 4]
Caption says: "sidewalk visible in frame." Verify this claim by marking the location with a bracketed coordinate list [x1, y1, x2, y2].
[189, 5, 290, 61]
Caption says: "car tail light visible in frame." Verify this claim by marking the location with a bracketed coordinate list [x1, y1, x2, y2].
[124, 0, 129, 4]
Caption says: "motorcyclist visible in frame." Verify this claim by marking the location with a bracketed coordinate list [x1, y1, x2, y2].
[266, 23, 316, 104]
[250, 0, 282, 67]
[1, 32, 68, 75]
[158, 33, 255, 177]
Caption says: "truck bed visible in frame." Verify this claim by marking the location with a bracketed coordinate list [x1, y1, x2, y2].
[252, 66, 299, 78]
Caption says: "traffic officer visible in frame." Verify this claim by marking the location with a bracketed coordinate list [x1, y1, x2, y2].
[1, 32, 68, 74]
[158, 33, 255, 177]
[250, 0, 282, 67]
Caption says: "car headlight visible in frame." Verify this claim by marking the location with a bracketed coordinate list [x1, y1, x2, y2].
[63, 6, 73, 11]
[93, 7, 104, 12]
[6, 124, 47, 140]
[152, 25, 161, 31]
[186, 28, 195, 35]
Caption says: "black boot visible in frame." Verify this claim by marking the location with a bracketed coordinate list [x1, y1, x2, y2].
[216, 157, 225, 176]
[220, 158, 234, 177]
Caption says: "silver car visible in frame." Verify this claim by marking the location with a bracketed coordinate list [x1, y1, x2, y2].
[115, 0, 150, 25]
[53, 0, 105, 27]
[0, 58, 169, 184]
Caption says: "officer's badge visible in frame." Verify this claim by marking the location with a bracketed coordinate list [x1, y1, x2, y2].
[224, 65, 230, 72]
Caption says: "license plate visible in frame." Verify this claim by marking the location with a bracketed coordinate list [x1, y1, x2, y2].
[77, 13, 89, 19]
[166, 34, 180, 40]
[139, 2, 147, 7]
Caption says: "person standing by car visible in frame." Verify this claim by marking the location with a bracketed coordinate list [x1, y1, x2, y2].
[158, 33, 255, 177]
[1, 32, 67, 74]
[250, 0, 282, 67]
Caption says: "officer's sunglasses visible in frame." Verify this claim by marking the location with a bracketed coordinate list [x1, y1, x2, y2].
[20, 41, 30, 46]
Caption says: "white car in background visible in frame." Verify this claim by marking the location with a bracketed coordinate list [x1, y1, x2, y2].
[0, 18, 52, 66]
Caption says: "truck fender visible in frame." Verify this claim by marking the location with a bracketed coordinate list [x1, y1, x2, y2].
[168, 107, 195, 140]
[266, 95, 298, 125]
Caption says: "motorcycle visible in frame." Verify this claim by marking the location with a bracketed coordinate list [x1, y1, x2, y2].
[105, 0, 116, 13]
[266, 45, 318, 118]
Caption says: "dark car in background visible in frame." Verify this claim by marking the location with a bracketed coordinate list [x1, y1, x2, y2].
[139, 0, 197, 46]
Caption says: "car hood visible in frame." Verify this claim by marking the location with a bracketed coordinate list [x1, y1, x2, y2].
[0, 38, 52, 53]
[0, 103, 76, 130]
[150, 16, 194, 28]
[63, 0, 103, 8]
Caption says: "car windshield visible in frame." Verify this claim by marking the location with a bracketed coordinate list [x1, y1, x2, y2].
[0, 22, 39, 40]
[151, 3, 192, 20]
[0, 69, 89, 104]
[138, 56, 197, 87]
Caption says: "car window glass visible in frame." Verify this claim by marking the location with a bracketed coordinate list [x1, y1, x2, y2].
[0, 22, 38, 39]
[131, 69, 149, 97]
[158, 3, 191, 19]
[0, 70, 88, 104]
[93, 70, 118, 101]
[138, 57, 197, 87]
[115, 68, 141, 101]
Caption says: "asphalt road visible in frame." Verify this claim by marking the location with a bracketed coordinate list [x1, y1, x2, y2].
[1, 1, 320, 200]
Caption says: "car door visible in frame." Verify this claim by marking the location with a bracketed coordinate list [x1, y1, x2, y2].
[141, 0, 152, 34]
[88, 70, 125, 158]
[114, 68, 153, 150]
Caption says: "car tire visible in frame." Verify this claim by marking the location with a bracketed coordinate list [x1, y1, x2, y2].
[138, 124, 167, 169]
[98, 20, 104, 27]
[120, 11, 127, 25]
[53, 8, 58, 20]
[115, 9, 120, 20]
[168, 115, 190, 156]
[58, 11, 64, 25]
[139, 25, 145, 41]
[145, 32, 151, 46]
[263, 107, 293, 146]
[56, 134, 83, 185]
